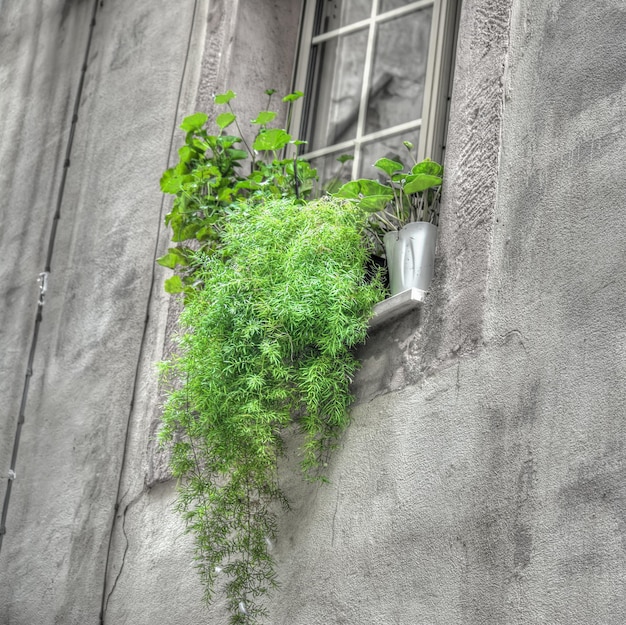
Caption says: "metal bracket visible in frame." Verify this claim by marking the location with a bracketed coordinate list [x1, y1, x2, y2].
[37, 271, 49, 306]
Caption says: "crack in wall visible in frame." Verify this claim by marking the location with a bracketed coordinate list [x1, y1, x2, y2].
[103, 488, 146, 621]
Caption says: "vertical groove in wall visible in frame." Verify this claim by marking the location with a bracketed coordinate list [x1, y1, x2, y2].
[0, 0, 100, 559]
[98, 1, 200, 621]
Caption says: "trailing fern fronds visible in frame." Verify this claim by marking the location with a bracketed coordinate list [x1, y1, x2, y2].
[159, 197, 384, 623]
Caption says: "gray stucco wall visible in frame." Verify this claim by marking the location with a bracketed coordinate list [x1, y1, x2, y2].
[2, 0, 626, 624]
[0, 0, 207, 621]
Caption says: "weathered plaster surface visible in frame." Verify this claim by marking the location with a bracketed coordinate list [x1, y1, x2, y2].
[2, 0, 626, 624]
[0, 0, 94, 532]
[195, 0, 303, 148]
[0, 0, 205, 622]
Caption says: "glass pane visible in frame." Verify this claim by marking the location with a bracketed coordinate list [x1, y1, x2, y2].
[358, 129, 420, 178]
[364, 7, 433, 134]
[305, 29, 368, 151]
[318, 0, 372, 34]
[380, 0, 418, 12]
[308, 150, 355, 193]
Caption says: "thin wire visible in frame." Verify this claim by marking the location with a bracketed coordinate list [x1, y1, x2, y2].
[98, 0, 200, 621]
[0, 0, 100, 558]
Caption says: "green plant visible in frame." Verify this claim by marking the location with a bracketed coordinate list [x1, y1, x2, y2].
[157, 89, 317, 295]
[159, 196, 384, 623]
[335, 145, 443, 252]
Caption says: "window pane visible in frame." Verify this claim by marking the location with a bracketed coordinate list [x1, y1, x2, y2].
[359, 129, 420, 178]
[318, 0, 372, 34]
[380, 0, 419, 12]
[305, 29, 369, 150]
[364, 7, 433, 134]
[308, 150, 355, 193]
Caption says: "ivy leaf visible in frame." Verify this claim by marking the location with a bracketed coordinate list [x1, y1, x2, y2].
[253, 128, 291, 151]
[282, 91, 304, 102]
[374, 157, 404, 176]
[251, 111, 277, 125]
[180, 112, 208, 132]
[216, 112, 236, 130]
[164, 275, 183, 293]
[214, 90, 236, 105]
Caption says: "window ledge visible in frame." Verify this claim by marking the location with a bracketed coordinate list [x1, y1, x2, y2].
[370, 288, 427, 329]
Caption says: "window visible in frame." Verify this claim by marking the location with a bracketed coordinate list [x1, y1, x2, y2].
[292, 0, 459, 185]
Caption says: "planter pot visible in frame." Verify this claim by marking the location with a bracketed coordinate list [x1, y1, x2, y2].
[383, 222, 437, 295]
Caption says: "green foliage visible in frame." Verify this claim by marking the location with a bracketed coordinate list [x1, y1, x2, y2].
[159, 196, 384, 623]
[157, 90, 317, 292]
[335, 147, 443, 253]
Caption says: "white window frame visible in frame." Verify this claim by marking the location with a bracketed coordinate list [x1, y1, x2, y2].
[291, 0, 459, 177]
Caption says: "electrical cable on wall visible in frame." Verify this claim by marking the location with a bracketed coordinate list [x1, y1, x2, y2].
[0, 0, 100, 557]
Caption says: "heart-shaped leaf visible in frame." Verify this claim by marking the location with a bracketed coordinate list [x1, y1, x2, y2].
[403, 173, 442, 194]
[336, 179, 393, 200]
[216, 112, 236, 130]
[253, 128, 291, 151]
[160, 168, 183, 193]
[411, 158, 443, 177]
[357, 195, 392, 212]
[282, 91, 304, 102]
[180, 113, 208, 132]
[374, 157, 404, 176]
[251, 111, 277, 125]
[214, 90, 236, 105]
[164, 275, 183, 294]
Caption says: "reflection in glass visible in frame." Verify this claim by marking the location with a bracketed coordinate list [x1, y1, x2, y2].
[305, 29, 368, 151]
[359, 129, 421, 178]
[319, 0, 372, 34]
[365, 8, 433, 134]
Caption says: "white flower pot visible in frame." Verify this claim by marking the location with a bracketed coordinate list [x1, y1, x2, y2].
[383, 222, 437, 295]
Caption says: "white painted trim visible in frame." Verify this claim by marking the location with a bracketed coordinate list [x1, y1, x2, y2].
[301, 118, 423, 162]
[370, 288, 426, 329]
[311, 0, 436, 44]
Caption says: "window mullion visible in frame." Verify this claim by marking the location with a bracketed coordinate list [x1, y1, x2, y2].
[353, 0, 380, 179]
[301, 118, 423, 162]
[311, 0, 435, 45]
